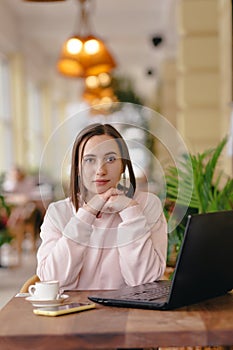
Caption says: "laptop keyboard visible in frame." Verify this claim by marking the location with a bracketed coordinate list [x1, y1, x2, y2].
[120, 281, 172, 302]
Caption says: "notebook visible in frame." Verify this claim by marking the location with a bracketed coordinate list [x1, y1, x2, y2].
[88, 210, 233, 310]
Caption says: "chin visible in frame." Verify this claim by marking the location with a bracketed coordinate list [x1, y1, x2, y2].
[95, 185, 112, 194]
[96, 188, 108, 194]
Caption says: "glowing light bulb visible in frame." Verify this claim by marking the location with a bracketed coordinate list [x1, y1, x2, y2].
[66, 38, 83, 54]
[84, 39, 100, 54]
[101, 96, 112, 104]
[98, 72, 111, 86]
[85, 76, 99, 89]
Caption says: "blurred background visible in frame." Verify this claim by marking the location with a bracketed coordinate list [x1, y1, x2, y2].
[0, 0, 231, 180]
[0, 0, 232, 305]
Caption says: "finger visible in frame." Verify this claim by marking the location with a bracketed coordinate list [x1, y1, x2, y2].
[101, 187, 115, 200]
[84, 194, 106, 215]
[103, 196, 129, 213]
[101, 187, 122, 200]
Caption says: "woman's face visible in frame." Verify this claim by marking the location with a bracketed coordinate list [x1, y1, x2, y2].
[79, 134, 123, 199]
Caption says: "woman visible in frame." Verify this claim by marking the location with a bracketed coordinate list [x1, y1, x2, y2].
[36, 123, 167, 290]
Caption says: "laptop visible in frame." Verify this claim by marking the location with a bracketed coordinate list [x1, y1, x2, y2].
[88, 210, 233, 310]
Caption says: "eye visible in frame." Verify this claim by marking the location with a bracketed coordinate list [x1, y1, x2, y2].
[106, 155, 116, 163]
[83, 157, 95, 164]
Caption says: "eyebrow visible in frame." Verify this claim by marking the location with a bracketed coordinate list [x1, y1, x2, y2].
[83, 151, 118, 158]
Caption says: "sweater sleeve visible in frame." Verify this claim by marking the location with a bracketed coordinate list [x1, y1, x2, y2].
[36, 202, 95, 289]
[117, 193, 167, 286]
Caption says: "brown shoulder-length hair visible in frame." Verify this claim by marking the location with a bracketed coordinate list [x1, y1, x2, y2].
[70, 123, 136, 211]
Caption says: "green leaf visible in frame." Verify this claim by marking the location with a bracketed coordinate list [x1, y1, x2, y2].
[165, 136, 233, 261]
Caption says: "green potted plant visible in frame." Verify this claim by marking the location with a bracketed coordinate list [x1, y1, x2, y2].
[0, 195, 12, 245]
[0, 174, 13, 266]
[165, 137, 233, 266]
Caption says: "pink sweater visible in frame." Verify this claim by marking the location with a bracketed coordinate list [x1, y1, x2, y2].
[36, 191, 167, 290]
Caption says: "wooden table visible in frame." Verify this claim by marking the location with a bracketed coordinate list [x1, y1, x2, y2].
[0, 290, 233, 350]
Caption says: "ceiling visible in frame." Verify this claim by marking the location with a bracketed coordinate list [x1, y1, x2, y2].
[3, 0, 178, 103]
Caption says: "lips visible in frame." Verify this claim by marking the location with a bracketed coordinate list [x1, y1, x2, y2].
[94, 179, 110, 186]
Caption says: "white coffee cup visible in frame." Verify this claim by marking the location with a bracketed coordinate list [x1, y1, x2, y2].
[28, 280, 59, 300]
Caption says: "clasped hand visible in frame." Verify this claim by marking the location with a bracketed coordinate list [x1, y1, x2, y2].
[83, 188, 138, 216]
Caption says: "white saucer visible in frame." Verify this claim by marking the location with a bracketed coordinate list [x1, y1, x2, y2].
[26, 294, 69, 307]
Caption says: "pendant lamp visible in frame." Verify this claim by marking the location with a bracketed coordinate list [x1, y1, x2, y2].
[23, 1, 66, 2]
[57, 0, 116, 78]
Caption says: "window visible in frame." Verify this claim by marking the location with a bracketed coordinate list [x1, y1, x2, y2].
[27, 81, 43, 170]
[0, 54, 13, 172]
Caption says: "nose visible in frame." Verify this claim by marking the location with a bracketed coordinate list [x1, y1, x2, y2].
[96, 160, 107, 175]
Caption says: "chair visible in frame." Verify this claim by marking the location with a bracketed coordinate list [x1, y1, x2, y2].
[20, 274, 40, 293]
[8, 202, 43, 263]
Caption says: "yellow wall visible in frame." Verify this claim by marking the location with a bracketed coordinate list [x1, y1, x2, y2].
[160, 0, 232, 175]
[10, 53, 28, 167]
